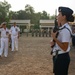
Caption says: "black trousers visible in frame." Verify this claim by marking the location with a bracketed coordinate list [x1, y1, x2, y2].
[53, 52, 70, 75]
[72, 36, 75, 46]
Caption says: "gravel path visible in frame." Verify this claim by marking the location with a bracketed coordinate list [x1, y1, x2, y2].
[0, 34, 75, 75]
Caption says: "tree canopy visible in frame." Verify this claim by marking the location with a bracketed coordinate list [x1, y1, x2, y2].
[0, 0, 56, 28]
[0, 0, 11, 24]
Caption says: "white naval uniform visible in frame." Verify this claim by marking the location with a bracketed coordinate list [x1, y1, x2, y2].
[53, 23, 72, 56]
[0, 28, 9, 57]
[10, 26, 20, 51]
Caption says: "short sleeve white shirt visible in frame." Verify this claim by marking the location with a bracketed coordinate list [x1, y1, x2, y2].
[10, 26, 20, 36]
[53, 23, 72, 53]
[0, 28, 10, 38]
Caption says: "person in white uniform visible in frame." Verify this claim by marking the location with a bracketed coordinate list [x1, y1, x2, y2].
[10, 22, 20, 51]
[50, 7, 74, 75]
[0, 22, 10, 57]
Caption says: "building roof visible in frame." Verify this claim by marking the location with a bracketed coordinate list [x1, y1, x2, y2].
[40, 20, 54, 23]
[40, 20, 75, 26]
[9, 20, 30, 24]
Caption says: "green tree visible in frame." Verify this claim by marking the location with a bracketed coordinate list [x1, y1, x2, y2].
[9, 11, 18, 19]
[40, 11, 50, 19]
[0, 0, 11, 24]
[25, 4, 35, 23]
[50, 15, 55, 19]
[25, 4, 35, 14]
[17, 10, 26, 19]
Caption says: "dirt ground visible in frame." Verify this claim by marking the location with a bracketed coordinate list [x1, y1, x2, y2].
[0, 34, 75, 75]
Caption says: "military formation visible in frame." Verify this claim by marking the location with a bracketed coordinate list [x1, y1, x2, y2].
[30, 29, 51, 37]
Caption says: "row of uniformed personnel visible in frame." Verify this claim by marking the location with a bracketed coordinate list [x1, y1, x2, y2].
[0, 22, 20, 58]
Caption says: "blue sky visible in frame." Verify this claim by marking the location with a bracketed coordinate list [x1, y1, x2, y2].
[0, 0, 75, 15]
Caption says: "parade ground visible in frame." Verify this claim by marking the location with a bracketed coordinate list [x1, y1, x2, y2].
[0, 34, 75, 75]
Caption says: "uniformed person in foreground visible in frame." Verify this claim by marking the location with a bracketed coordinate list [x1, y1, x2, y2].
[50, 6, 74, 75]
[0, 22, 10, 58]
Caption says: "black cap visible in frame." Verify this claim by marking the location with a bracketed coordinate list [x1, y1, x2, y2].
[58, 7, 73, 15]
[58, 6, 74, 22]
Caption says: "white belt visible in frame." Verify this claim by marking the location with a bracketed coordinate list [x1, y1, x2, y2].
[53, 50, 68, 56]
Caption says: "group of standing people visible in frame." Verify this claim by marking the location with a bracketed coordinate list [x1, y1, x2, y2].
[0, 22, 20, 58]
[0, 6, 74, 75]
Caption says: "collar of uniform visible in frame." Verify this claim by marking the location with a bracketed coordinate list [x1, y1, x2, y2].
[3, 28, 7, 30]
[59, 23, 68, 29]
